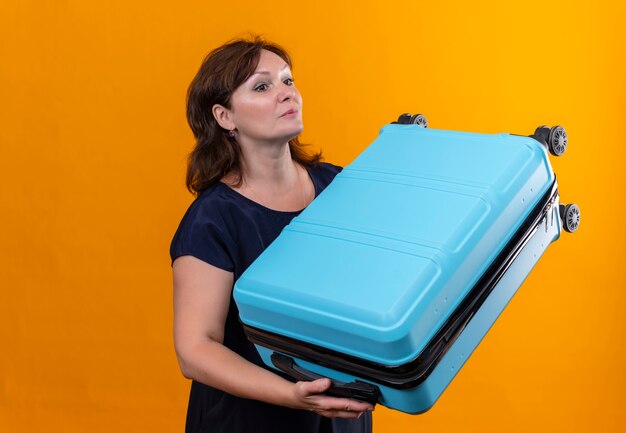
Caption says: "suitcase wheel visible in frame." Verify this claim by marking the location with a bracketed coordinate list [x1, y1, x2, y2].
[395, 113, 428, 128]
[548, 125, 568, 156]
[559, 203, 581, 233]
[532, 125, 567, 156]
[395, 113, 413, 124]
[409, 113, 428, 128]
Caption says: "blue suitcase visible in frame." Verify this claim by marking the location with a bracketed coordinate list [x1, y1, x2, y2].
[233, 115, 580, 414]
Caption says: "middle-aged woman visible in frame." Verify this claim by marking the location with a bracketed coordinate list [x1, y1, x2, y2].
[170, 36, 375, 433]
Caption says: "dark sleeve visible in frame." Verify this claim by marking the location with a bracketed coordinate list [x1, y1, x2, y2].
[314, 162, 343, 194]
[169, 199, 235, 272]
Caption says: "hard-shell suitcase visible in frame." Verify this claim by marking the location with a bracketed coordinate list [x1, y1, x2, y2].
[233, 115, 580, 414]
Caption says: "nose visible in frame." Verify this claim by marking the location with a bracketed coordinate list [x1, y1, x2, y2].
[278, 83, 297, 102]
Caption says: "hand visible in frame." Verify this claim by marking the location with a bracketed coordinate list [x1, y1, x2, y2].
[291, 378, 375, 419]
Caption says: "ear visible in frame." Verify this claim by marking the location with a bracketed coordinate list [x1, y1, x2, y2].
[212, 104, 235, 131]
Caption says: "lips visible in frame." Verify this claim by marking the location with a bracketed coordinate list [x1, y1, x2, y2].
[280, 108, 298, 117]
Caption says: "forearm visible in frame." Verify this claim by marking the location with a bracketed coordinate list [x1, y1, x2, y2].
[178, 339, 296, 408]
[171, 257, 373, 419]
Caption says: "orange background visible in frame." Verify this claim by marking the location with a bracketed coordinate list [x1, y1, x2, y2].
[1, 1, 624, 432]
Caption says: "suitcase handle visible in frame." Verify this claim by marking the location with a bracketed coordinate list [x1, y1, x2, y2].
[270, 352, 381, 404]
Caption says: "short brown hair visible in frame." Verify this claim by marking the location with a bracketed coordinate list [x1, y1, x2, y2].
[185, 34, 321, 196]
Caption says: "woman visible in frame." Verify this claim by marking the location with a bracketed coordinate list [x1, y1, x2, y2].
[170, 35, 374, 433]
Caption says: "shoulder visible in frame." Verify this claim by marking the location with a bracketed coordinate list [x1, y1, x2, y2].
[308, 161, 343, 194]
[177, 184, 232, 228]
[311, 161, 343, 176]
[169, 183, 236, 268]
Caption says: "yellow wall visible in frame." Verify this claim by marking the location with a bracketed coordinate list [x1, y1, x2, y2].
[1, 1, 624, 431]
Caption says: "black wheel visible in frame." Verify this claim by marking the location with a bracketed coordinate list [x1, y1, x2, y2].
[548, 125, 568, 156]
[532, 125, 550, 146]
[409, 113, 428, 128]
[562, 203, 580, 233]
[397, 113, 413, 124]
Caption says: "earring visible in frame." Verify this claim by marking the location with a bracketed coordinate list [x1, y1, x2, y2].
[228, 129, 236, 138]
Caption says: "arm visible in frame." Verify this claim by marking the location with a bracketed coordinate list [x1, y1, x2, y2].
[172, 255, 374, 419]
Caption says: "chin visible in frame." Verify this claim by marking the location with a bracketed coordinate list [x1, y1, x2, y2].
[280, 125, 304, 142]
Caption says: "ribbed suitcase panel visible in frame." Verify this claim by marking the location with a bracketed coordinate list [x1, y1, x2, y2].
[235, 125, 555, 366]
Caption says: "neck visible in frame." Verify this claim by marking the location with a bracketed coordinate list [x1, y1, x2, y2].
[238, 140, 299, 191]
[221, 137, 310, 211]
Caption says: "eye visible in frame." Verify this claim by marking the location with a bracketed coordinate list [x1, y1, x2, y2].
[253, 83, 268, 92]
[284, 77, 294, 85]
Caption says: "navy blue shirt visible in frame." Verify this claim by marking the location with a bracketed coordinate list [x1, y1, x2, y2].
[170, 162, 372, 433]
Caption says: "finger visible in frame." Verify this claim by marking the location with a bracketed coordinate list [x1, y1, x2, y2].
[314, 396, 374, 413]
[299, 378, 332, 396]
[315, 409, 365, 420]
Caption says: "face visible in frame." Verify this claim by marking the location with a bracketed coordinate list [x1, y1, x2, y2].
[222, 49, 303, 145]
